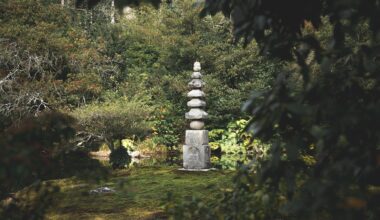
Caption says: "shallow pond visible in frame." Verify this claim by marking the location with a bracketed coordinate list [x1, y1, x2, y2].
[94, 152, 252, 170]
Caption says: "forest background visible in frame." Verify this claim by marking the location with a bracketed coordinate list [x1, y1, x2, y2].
[1, 0, 379, 219]
[0, 0, 278, 215]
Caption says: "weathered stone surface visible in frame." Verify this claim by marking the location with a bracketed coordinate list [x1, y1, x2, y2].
[187, 98, 206, 108]
[185, 130, 209, 145]
[187, 89, 205, 98]
[182, 61, 210, 170]
[188, 79, 204, 88]
[89, 187, 115, 194]
[183, 144, 210, 169]
[189, 120, 205, 129]
[191, 71, 202, 79]
[185, 108, 208, 120]
[193, 61, 201, 71]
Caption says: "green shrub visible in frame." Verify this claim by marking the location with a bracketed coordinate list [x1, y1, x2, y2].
[210, 119, 270, 157]
[72, 97, 153, 151]
[109, 147, 131, 169]
[0, 112, 75, 199]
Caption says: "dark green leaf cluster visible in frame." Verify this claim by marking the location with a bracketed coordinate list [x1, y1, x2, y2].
[109, 146, 131, 169]
[175, 0, 380, 219]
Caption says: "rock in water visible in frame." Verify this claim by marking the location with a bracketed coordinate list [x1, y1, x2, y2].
[89, 187, 115, 194]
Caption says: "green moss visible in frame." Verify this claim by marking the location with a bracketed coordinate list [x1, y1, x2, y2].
[46, 166, 233, 220]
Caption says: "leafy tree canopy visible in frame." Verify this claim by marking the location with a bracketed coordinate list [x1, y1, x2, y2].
[76, 0, 163, 9]
[173, 0, 380, 219]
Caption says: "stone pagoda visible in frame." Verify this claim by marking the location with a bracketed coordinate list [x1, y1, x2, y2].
[183, 61, 211, 170]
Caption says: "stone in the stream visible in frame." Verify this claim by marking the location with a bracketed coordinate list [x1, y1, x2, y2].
[130, 151, 141, 158]
[89, 187, 115, 194]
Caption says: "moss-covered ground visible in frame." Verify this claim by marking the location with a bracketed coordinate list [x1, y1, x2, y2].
[45, 166, 233, 220]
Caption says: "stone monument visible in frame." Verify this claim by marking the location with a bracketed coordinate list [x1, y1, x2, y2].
[183, 61, 211, 170]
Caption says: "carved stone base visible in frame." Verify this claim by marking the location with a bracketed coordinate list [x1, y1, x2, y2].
[183, 130, 210, 169]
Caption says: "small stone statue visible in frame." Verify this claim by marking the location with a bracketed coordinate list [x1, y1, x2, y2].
[183, 61, 211, 170]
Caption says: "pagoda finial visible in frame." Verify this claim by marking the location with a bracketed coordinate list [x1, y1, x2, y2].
[193, 61, 201, 71]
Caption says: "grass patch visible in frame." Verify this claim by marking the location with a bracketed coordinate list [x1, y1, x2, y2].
[45, 166, 233, 220]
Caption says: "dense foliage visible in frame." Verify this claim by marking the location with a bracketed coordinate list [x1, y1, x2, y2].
[169, 0, 380, 219]
[113, 1, 280, 147]
[1, 0, 275, 206]
[73, 97, 153, 150]
[0, 0, 114, 217]
[6, 0, 374, 219]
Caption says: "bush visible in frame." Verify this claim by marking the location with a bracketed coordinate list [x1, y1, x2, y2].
[109, 147, 131, 169]
[0, 112, 75, 199]
[72, 97, 153, 151]
[209, 119, 269, 157]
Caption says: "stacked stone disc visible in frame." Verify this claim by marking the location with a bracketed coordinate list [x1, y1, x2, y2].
[185, 61, 208, 128]
[183, 62, 210, 170]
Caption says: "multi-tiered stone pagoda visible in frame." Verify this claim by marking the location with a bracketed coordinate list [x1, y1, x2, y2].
[183, 62, 211, 170]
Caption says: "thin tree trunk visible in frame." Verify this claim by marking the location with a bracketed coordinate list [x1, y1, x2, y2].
[108, 139, 115, 152]
[111, 0, 115, 24]
[61, 0, 65, 6]
[116, 139, 122, 148]
[90, 10, 93, 24]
